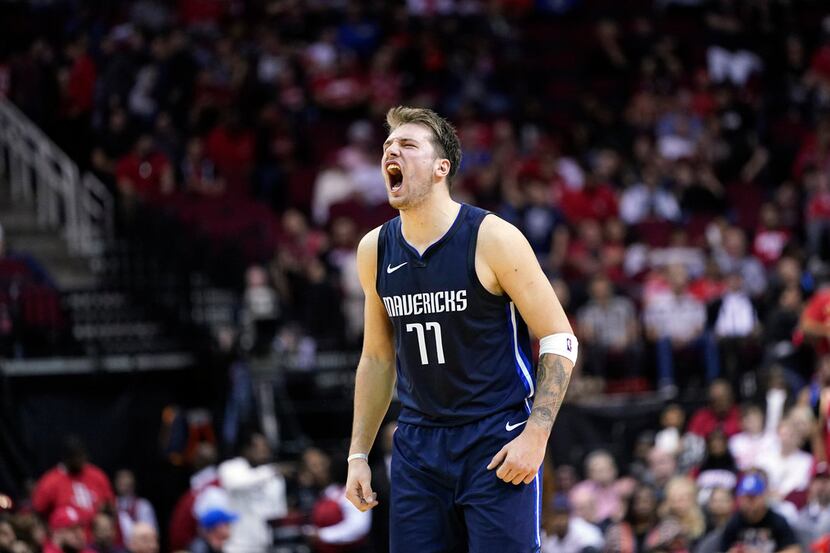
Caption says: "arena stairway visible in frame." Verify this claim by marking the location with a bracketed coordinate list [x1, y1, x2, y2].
[0, 182, 191, 357]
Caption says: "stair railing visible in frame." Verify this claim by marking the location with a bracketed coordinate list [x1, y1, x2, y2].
[0, 97, 113, 257]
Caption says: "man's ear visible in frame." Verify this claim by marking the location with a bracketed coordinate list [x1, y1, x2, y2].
[435, 158, 451, 178]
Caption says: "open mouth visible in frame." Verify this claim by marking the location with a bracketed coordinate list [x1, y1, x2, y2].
[386, 163, 403, 191]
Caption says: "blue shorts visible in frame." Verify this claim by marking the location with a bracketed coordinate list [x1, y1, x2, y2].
[389, 405, 542, 553]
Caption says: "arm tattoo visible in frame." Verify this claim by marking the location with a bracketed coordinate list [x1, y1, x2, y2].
[528, 353, 572, 432]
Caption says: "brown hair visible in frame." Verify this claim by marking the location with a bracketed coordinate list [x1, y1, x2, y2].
[385, 106, 462, 185]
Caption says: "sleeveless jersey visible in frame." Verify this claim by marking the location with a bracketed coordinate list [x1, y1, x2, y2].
[376, 203, 535, 426]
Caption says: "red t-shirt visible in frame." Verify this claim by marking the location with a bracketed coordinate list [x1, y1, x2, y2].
[687, 406, 741, 438]
[808, 192, 830, 222]
[115, 152, 171, 200]
[802, 289, 830, 355]
[66, 54, 97, 115]
[560, 185, 618, 223]
[752, 228, 790, 267]
[205, 127, 255, 194]
[32, 464, 114, 527]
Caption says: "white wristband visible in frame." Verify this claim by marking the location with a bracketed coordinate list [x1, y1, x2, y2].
[539, 333, 578, 365]
[347, 453, 369, 463]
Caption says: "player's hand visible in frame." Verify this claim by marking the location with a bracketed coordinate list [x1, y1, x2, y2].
[486, 426, 547, 485]
[345, 459, 378, 511]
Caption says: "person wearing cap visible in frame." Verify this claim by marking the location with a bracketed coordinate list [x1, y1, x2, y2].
[720, 474, 799, 553]
[541, 495, 604, 553]
[44, 506, 94, 553]
[794, 462, 830, 551]
[189, 508, 237, 553]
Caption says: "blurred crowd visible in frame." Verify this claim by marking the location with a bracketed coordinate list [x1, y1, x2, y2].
[4, 0, 830, 551]
[0, 430, 388, 553]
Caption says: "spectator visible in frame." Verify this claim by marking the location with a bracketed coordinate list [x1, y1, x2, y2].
[168, 443, 219, 552]
[660, 476, 706, 545]
[619, 165, 680, 225]
[728, 402, 782, 472]
[89, 513, 126, 553]
[654, 404, 705, 472]
[114, 470, 157, 545]
[695, 487, 736, 553]
[713, 227, 766, 298]
[753, 203, 791, 269]
[541, 496, 604, 553]
[694, 429, 738, 503]
[794, 462, 830, 550]
[125, 523, 157, 553]
[190, 498, 237, 553]
[687, 380, 742, 438]
[720, 474, 799, 553]
[32, 436, 114, 529]
[518, 178, 568, 271]
[43, 507, 93, 553]
[115, 134, 174, 205]
[577, 275, 642, 381]
[709, 271, 760, 385]
[645, 447, 680, 493]
[569, 451, 624, 526]
[181, 137, 224, 196]
[759, 420, 813, 506]
[603, 483, 660, 553]
[217, 432, 287, 553]
[644, 264, 719, 393]
[801, 284, 830, 358]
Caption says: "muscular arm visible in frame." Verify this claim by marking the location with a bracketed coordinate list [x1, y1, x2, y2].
[479, 216, 574, 483]
[346, 228, 396, 510]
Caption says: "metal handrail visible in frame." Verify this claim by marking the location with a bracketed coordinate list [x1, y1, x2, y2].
[0, 97, 113, 257]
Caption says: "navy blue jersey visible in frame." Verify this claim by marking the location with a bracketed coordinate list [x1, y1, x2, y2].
[376, 203, 534, 426]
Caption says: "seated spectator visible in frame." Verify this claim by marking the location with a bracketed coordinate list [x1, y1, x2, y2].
[90, 513, 126, 553]
[126, 523, 157, 553]
[709, 271, 760, 386]
[720, 474, 799, 553]
[794, 463, 830, 550]
[806, 166, 830, 260]
[694, 429, 738, 503]
[763, 286, 803, 368]
[603, 483, 659, 553]
[217, 433, 287, 553]
[114, 470, 157, 545]
[32, 436, 114, 530]
[619, 164, 680, 225]
[168, 443, 219, 552]
[695, 487, 736, 553]
[205, 112, 255, 196]
[713, 227, 766, 298]
[190, 493, 237, 553]
[181, 137, 224, 197]
[560, 174, 618, 224]
[759, 420, 813, 506]
[541, 496, 604, 553]
[800, 283, 830, 358]
[43, 507, 93, 553]
[115, 134, 174, 204]
[687, 380, 741, 438]
[644, 265, 719, 393]
[569, 450, 624, 526]
[577, 275, 642, 381]
[645, 447, 680, 494]
[728, 402, 782, 472]
[660, 476, 706, 546]
[753, 203, 792, 269]
[654, 404, 705, 473]
[518, 178, 568, 271]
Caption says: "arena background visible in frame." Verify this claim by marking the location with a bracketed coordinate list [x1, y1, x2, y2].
[2, 0, 830, 552]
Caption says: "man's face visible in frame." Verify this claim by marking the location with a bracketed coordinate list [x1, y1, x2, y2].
[737, 494, 767, 523]
[205, 523, 231, 550]
[382, 123, 446, 210]
[587, 455, 616, 486]
[246, 435, 271, 467]
[709, 382, 732, 414]
[128, 525, 158, 553]
[114, 470, 134, 497]
[707, 488, 734, 518]
[53, 526, 85, 552]
[92, 515, 115, 546]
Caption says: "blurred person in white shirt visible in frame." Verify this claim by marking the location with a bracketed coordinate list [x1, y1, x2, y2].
[541, 495, 603, 553]
[218, 433, 287, 553]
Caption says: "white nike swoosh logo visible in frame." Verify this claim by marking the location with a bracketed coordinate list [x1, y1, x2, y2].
[386, 262, 408, 274]
[505, 420, 527, 432]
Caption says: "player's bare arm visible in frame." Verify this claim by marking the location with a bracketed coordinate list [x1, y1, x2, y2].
[345, 227, 397, 512]
[479, 215, 575, 485]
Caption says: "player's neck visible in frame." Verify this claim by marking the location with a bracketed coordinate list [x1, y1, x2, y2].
[399, 193, 461, 255]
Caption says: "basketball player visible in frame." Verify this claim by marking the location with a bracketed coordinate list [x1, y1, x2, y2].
[345, 107, 577, 552]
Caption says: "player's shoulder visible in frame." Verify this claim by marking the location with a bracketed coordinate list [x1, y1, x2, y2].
[477, 212, 529, 252]
[356, 225, 384, 260]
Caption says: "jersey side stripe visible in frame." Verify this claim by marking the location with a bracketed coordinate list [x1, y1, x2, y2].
[509, 302, 535, 397]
